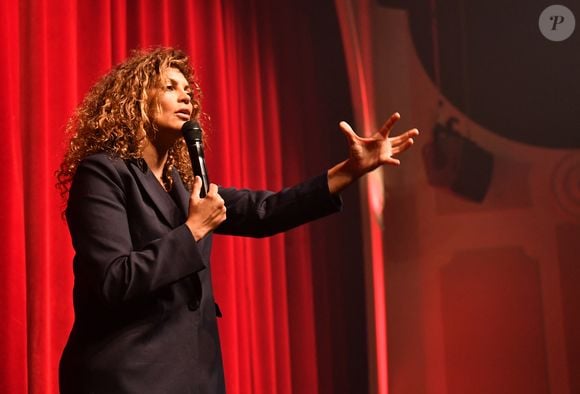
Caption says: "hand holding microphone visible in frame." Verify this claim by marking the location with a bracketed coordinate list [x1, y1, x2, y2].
[181, 121, 226, 240]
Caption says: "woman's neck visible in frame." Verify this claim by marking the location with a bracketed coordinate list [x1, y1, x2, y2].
[142, 136, 173, 179]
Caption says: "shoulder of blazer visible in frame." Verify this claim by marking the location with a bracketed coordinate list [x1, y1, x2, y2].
[77, 152, 125, 171]
[70, 153, 138, 205]
[75, 153, 141, 185]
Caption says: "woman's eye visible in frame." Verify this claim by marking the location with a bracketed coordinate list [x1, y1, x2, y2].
[165, 85, 174, 90]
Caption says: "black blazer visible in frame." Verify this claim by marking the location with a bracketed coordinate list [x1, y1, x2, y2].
[59, 153, 341, 394]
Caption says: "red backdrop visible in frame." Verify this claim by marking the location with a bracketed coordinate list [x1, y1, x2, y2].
[0, 1, 369, 393]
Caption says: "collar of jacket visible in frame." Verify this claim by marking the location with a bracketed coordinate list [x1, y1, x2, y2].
[125, 158, 189, 228]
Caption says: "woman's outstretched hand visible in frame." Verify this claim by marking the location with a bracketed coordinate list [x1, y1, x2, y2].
[328, 112, 419, 194]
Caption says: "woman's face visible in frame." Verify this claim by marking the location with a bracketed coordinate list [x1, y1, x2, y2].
[151, 67, 193, 134]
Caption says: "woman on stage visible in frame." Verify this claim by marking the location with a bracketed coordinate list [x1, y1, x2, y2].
[56, 47, 418, 393]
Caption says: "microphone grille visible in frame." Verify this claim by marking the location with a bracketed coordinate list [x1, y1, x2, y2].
[181, 120, 202, 140]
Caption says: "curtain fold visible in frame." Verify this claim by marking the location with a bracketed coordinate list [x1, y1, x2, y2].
[2, 1, 366, 393]
[1, 0, 27, 392]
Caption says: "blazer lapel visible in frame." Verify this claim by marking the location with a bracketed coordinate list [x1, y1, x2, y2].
[170, 168, 190, 218]
[126, 159, 184, 228]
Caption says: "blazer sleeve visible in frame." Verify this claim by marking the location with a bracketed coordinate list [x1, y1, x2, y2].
[215, 173, 342, 238]
[66, 155, 206, 305]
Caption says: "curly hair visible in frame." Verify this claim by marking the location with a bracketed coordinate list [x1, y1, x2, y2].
[56, 47, 203, 199]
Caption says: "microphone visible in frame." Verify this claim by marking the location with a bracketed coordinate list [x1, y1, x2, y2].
[181, 120, 210, 198]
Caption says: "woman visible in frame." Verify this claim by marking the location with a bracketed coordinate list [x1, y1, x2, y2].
[56, 47, 418, 393]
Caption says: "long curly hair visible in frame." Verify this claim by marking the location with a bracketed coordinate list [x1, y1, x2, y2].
[56, 47, 203, 199]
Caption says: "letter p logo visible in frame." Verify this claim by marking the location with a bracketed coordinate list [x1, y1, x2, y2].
[540, 5, 575, 41]
[550, 15, 566, 30]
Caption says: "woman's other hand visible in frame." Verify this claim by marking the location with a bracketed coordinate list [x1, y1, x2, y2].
[328, 112, 419, 194]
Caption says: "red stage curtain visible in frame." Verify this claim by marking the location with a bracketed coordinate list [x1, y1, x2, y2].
[1, 1, 368, 393]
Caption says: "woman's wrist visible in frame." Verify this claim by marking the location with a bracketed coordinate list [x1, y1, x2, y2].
[327, 160, 361, 194]
[185, 221, 204, 242]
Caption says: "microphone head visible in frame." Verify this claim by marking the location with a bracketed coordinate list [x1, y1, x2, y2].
[181, 120, 203, 141]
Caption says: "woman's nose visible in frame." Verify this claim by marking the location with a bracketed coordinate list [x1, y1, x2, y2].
[178, 89, 191, 103]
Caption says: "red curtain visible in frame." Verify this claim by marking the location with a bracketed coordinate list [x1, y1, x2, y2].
[1, 1, 368, 393]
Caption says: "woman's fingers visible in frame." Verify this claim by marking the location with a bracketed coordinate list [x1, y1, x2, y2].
[186, 182, 226, 240]
[339, 121, 359, 144]
[390, 128, 419, 145]
[388, 129, 419, 158]
[391, 138, 415, 155]
[378, 112, 401, 138]
[192, 176, 202, 199]
[384, 157, 401, 166]
[207, 183, 219, 197]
